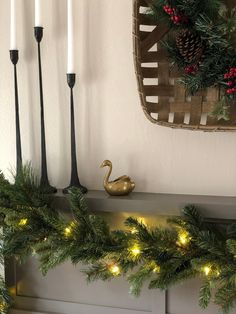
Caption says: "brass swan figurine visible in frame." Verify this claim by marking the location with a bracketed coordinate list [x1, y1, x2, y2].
[100, 160, 135, 196]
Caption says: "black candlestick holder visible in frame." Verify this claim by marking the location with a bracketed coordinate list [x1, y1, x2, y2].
[10, 50, 22, 176]
[34, 27, 57, 193]
[63, 74, 87, 194]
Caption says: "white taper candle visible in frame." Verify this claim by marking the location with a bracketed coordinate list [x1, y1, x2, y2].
[35, 0, 42, 27]
[67, 0, 75, 73]
[10, 0, 17, 50]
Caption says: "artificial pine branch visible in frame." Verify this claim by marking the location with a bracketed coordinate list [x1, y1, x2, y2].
[128, 264, 154, 296]
[0, 275, 13, 314]
[226, 239, 236, 255]
[199, 280, 212, 309]
[227, 224, 236, 238]
[0, 166, 236, 313]
[215, 283, 236, 314]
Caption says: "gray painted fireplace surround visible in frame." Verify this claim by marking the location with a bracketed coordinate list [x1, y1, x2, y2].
[6, 191, 236, 314]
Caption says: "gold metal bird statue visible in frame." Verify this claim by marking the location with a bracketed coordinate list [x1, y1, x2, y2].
[100, 160, 135, 196]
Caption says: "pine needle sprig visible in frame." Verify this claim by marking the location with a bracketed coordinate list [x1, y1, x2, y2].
[199, 280, 212, 309]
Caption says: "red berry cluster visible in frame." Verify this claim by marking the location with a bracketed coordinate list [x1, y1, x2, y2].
[224, 68, 236, 95]
[184, 65, 198, 75]
[163, 5, 187, 25]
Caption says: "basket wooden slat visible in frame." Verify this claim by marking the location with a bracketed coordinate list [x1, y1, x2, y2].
[133, 0, 236, 131]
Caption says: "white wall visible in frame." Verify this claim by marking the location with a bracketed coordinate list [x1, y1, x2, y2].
[0, 0, 236, 196]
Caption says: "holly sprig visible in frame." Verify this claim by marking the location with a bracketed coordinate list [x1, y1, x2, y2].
[150, 0, 222, 27]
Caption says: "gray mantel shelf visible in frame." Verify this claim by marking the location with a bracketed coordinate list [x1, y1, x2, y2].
[55, 190, 236, 221]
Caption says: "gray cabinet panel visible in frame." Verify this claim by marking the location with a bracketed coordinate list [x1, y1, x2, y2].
[167, 279, 220, 314]
[8, 257, 236, 314]
[9, 258, 165, 314]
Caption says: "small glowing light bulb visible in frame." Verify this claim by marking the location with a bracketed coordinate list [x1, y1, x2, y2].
[149, 261, 160, 273]
[203, 266, 211, 276]
[0, 302, 6, 311]
[153, 265, 161, 273]
[64, 227, 72, 237]
[179, 235, 187, 245]
[18, 218, 28, 226]
[131, 228, 138, 234]
[178, 230, 190, 246]
[64, 222, 76, 237]
[110, 265, 120, 275]
[138, 217, 146, 225]
[131, 245, 141, 256]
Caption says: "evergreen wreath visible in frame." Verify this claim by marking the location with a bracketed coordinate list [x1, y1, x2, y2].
[0, 166, 236, 313]
[149, 0, 236, 120]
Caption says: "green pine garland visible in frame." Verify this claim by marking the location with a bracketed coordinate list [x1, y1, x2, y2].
[149, 0, 236, 120]
[0, 166, 236, 313]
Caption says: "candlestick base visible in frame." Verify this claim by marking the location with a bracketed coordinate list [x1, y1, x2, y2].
[34, 26, 43, 43]
[40, 181, 57, 194]
[63, 184, 88, 195]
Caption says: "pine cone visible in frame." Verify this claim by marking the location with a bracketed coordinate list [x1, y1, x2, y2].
[176, 29, 204, 63]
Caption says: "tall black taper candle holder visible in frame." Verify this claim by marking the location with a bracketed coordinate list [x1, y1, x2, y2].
[10, 50, 22, 176]
[34, 27, 57, 193]
[63, 74, 87, 194]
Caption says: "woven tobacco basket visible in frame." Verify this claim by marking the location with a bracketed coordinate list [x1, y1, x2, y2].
[133, 0, 236, 131]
